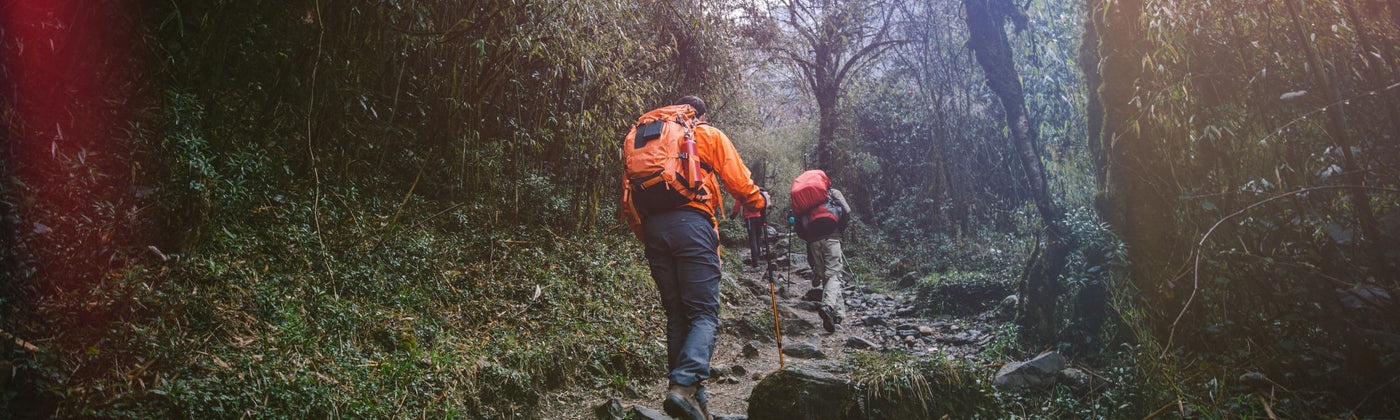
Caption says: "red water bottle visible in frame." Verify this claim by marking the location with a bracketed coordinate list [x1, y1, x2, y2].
[681, 127, 701, 189]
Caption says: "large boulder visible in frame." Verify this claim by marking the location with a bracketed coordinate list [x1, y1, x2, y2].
[749, 360, 997, 419]
[993, 351, 1068, 392]
[747, 364, 857, 420]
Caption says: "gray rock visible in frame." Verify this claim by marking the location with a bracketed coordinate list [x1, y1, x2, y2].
[895, 306, 918, 317]
[793, 301, 821, 312]
[918, 326, 934, 336]
[1059, 368, 1090, 388]
[630, 405, 671, 420]
[747, 366, 855, 419]
[993, 351, 1068, 392]
[996, 295, 1019, 321]
[862, 316, 887, 327]
[845, 336, 879, 350]
[744, 341, 762, 358]
[895, 325, 920, 338]
[783, 342, 827, 359]
[714, 414, 748, 420]
[594, 398, 625, 420]
[732, 365, 748, 376]
[711, 364, 731, 378]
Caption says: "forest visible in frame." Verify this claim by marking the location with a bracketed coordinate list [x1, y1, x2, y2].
[2, 0, 1398, 418]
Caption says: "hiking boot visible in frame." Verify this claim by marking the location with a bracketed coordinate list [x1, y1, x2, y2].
[818, 304, 838, 333]
[697, 395, 713, 420]
[663, 384, 707, 420]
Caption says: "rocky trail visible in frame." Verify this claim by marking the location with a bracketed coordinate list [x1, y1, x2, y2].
[540, 232, 1051, 419]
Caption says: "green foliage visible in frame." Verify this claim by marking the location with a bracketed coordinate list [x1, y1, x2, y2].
[6, 0, 1396, 417]
[1086, 0, 1400, 415]
[9, 191, 665, 417]
[3, 0, 743, 416]
[992, 344, 1163, 419]
[847, 352, 1000, 418]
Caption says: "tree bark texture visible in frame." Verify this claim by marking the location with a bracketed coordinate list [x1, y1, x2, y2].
[1090, 0, 1184, 331]
[962, 0, 1069, 343]
[1079, 0, 1106, 192]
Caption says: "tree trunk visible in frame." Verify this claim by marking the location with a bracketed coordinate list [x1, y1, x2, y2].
[816, 87, 839, 171]
[962, 0, 1070, 343]
[1092, 0, 1184, 334]
[1080, 0, 1106, 192]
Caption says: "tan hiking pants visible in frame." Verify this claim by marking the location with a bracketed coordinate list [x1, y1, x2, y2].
[808, 237, 845, 319]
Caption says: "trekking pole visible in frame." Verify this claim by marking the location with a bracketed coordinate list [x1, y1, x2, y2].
[767, 265, 784, 369]
[743, 198, 784, 368]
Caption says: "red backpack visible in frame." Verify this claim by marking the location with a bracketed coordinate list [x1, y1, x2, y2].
[622, 105, 710, 215]
[790, 170, 845, 240]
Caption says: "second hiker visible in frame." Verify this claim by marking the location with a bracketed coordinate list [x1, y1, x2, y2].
[790, 169, 851, 333]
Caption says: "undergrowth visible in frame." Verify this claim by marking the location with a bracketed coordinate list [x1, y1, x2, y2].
[4, 185, 666, 418]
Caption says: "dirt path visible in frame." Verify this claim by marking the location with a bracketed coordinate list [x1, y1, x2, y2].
[539, 235, 1004, 418]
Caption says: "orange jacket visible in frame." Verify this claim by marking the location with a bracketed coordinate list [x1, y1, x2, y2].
[621, 122, 767, 241]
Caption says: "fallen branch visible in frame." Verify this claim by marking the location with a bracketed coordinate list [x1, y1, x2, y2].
[0, 328, 40, 352]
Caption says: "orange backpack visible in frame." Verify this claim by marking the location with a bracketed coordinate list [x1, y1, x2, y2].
[623, 105, 711, 216]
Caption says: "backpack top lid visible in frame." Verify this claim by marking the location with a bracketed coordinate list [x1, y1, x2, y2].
[790, 169, 831, 214]
[634, 104, 696, 127]
[623, 105, 699, 180]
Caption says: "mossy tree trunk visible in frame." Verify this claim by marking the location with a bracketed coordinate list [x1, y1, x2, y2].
[962, 0, 1070, 343]
[1087, 0, 1185, 335]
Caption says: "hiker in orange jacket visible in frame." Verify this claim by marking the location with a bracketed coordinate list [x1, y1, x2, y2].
[620, 96, 767, 420]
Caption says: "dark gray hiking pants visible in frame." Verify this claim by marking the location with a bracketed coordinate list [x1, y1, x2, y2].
[643, 207, 720, 391]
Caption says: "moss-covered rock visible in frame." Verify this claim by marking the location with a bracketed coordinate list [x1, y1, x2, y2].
[748, 356, 998, 419]
[748, 363, 858, 420]
[914, 272, 1014, 317]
